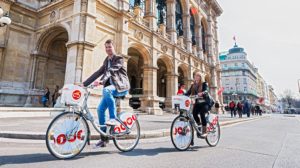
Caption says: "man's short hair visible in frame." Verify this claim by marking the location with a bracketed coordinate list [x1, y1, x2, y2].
[105, 39, 114, 45]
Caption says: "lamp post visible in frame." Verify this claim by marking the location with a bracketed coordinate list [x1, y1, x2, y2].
[298, 79, 300, 93]
[0, 7, 12, 27]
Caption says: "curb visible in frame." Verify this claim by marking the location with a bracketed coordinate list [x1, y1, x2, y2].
[0, 116, 269, 140]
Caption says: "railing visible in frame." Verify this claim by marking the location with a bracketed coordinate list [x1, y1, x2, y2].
[39, 0, 60, 7]
[141, 18, 150, 28]
[165, 33, 172, 41]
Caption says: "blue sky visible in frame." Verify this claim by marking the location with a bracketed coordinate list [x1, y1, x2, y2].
[217, 0, 300, 98]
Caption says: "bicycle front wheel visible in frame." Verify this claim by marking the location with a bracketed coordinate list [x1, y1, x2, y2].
[170, 116, 194, 151]
[46, 112, 89, 159]
[112, 118, 140, 152]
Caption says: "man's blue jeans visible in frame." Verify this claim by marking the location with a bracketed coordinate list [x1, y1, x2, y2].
[97, 85, 128, 132]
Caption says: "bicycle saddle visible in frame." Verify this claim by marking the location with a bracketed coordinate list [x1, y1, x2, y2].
[114, 96, 125, 100]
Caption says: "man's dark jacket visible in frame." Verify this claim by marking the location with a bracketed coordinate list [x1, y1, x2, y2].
[83, 55, 130, 92]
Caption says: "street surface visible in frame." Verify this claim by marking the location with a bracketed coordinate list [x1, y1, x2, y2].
[1, 114, 300, 168]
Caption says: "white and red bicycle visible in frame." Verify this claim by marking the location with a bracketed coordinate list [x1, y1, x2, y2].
[45, 84, 140, 159]
[170, 95, 220, 151]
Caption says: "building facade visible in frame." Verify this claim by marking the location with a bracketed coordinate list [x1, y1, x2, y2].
[268, 85, 279, 112]
[220, 43, 278, 112]
[219, 44, 257, 104]
[0, 0, 223, 114]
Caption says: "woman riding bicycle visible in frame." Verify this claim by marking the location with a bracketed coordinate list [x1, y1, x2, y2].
[185, 71, 209, 138]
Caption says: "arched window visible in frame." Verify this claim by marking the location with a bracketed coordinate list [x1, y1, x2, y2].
[175, 0, 183, 36]
[129, 0, 145, 17]
[190, 9, 196, 45]
[201, 21, 206, 53]
[156, 0, 167, 25]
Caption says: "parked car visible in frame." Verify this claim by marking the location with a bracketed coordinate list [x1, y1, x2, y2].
[129, 88, 143, 109]
[129, 97, 141, 109]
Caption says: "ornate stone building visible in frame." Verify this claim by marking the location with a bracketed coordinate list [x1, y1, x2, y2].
[0, 0, 223, 114]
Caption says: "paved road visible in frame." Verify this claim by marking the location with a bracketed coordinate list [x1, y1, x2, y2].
[0, 114, 299, 168]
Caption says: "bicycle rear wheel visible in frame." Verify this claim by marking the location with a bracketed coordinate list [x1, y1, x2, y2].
[170, 116, 194, 151]
[112, 118, 140, 152]
[46, 112, 89, 159]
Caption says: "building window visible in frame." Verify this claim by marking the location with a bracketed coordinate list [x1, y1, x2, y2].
[190, 9, 196, 45]
[243, 78, 247, 84]
[201, 21, 206, 53]
[156, 0, 167, 25]
[130, 0, 146, 17]
[175, 0, 183, 36]
[235, 63, 238, 66]
[242, 63, 245, 67]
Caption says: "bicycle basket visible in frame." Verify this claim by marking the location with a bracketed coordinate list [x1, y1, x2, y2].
[60, 84, 86, 107]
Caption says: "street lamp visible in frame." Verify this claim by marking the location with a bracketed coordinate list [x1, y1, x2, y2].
[298, 79, 300, 93]
[0, 7, 12, 27]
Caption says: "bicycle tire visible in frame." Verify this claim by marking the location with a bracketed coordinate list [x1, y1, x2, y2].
[113, 119, 140, 152]
[170, 116, 194, 151]
[205, 121, 220, 147]
[46, 112, 89, 159]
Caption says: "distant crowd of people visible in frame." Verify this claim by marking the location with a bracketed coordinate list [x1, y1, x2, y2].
[41, 85, 60, 107]
[228, 99, 263, 118]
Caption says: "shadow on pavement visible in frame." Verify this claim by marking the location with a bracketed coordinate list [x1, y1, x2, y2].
[0, 150, 114, 165]
[118, 145, 210, 156]
[0, 153, 56, 165]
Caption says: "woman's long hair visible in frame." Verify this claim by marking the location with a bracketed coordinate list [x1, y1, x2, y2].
[191, 72, 202, 95]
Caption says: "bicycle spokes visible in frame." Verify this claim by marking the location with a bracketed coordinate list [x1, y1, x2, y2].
[46, 113, 88, 159]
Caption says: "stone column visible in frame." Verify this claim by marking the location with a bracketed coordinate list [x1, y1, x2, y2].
[195, 18, 204, 60]
[182, 13, 192, 53]
[166, 0, 176, 43]
[144, 0, 157, 31]
[65, 0, 97, 84]
[139, 66, 163, 115]
[164, 73, 178, 112]
[206, 9, 214, 66]
[24, 54, 38, 107]
[0, 1, 12, 80]
[116, 1, 133, 113]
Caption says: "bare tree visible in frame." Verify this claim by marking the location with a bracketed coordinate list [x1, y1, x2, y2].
[280, 89, 295, 108]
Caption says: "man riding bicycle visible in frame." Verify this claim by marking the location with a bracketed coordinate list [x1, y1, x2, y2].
[82, 39, 130, 148]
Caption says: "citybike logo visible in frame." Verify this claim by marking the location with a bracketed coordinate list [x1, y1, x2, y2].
[185, 100, 190, 108]
[54, 130, 83, 145]
[207, 116, 218, 132]
[114, 115, 137, 133]
[174, 127, 190, 135]
[72, 90, 81, 100]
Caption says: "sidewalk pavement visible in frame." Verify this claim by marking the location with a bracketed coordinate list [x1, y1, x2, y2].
[0, 109, 269, 140]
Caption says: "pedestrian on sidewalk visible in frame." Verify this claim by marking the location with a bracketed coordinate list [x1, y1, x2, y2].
[243, 99, 251, 117]
[255, 105, 260, 116]
[52, 85, 60, 107]
[237, 101, 243, 118]
[177, 83, 186, 95]
[215, 101, 220, 114]
[251, 105, 255, 116]
[42, 87, 50, 107]
[229, 100, 236, 118]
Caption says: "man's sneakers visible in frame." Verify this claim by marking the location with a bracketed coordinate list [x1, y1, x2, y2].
[106, 119, 118, 126]
[93, 140, 107, 149]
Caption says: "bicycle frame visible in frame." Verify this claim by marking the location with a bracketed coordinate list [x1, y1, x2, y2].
[176, 96, 209, 135]
[66, 86, 132, 138]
